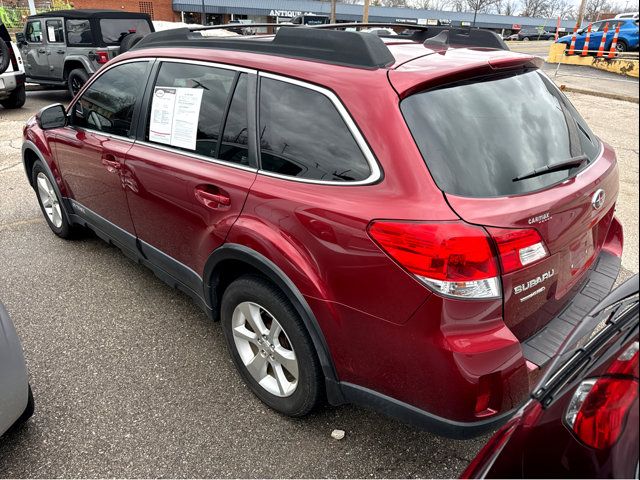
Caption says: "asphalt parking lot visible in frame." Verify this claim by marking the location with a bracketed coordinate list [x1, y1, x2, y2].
[0, 87, 638, 478]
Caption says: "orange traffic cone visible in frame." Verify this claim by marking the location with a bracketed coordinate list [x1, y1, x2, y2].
[568, 24, 579, 55]
[608, 22, 622, 58]
[581, 23, 593, 56]
[597, 22, 610, 57]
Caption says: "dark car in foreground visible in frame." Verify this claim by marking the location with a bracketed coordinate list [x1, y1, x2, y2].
[464, 275, 639, 478]
[22, 23, 623, 437]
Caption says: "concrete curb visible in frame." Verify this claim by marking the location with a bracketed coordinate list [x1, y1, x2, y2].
[557, 84, 639, 103]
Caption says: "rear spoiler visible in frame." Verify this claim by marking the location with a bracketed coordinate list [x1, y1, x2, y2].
[389, 52, 543, 99]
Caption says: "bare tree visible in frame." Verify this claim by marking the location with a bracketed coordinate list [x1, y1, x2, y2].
[494, 0, 519, 15]
[583, 0, 613, 20]
[468, 0, 500, 23]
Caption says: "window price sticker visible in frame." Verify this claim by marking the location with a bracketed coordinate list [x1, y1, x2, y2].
[149, 86, 203, 151]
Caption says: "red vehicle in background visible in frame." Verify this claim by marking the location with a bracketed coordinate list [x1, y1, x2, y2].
[464, 275, 639, 478]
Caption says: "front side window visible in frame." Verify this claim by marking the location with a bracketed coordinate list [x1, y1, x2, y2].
[147, 62, 236, 159]
[258, 77, 371, 182]
[72, 62, 148, 137]
[66, 19, 93, 46]
[99, 18, 151, 44]
[46, 19, 64, 43]
[25, 20, 42, 43]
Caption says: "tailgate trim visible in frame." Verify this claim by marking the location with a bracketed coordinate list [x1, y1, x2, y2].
[522, 251, 621, 367]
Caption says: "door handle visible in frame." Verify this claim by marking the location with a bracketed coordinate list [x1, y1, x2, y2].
[56, 49, 65, 54]
[37, 48, 46, 53]
[101, 155, 121, 173]
[194, 186, 231, 208]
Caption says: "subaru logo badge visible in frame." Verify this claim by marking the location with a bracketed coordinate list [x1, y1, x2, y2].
[591, 189, 606, 210]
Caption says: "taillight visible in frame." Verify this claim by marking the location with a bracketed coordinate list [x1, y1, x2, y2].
[564, 341, 639, 449]
[367, 221, 500, 299]
[95, 50, 109, 64]
[487, 227, 549, 274]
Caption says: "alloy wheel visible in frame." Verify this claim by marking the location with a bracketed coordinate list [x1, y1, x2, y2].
[36, 172, 63, 228]
[231, 301, 299, 397]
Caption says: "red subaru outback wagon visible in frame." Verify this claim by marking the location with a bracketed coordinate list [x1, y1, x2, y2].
[22, 24, 623, 437]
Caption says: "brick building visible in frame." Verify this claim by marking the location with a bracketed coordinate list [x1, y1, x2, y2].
[71, 0, 179, 22]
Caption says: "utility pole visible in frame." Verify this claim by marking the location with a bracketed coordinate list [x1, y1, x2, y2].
[201, 0, 206, 25]
[363, 0, 370, 23]
[576, 0, 587, 26]
[330, 0, 337, 23]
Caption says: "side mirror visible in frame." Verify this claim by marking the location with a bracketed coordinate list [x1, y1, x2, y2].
[37, 104, 67, 130]
[15, 32, 26, 45]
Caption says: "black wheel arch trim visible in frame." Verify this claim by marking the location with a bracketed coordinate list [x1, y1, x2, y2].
[203, 243, 345, 405]
[22, 140, 75, 224]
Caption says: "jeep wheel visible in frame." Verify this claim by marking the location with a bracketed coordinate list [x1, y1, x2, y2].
[0, 40, 10, 74]
[0, 85, 26, 109]
[221, 275, 323, 417]
[68, 68, 89, 97]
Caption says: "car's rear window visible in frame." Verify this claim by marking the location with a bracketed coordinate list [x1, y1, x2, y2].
[401, 70, 601, 197]
[99, 19, 151, 44]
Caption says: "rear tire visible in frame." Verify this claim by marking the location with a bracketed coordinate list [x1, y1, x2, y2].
[67, 68, 88, 97]
[221, 275, 323, 417]
[32, 161, 77, 239]
[0, 85, 26, 109]
[0, 40, 10, 74]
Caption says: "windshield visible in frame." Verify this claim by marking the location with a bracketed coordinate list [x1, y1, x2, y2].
[401, 70, 601, 197]
[100, 18, 151, 44]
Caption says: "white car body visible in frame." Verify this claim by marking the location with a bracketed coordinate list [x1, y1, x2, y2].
[0, 303, 30, 436]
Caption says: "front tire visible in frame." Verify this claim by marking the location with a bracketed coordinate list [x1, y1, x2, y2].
[32, 161, 77, 239]
[616, 40, 628, 53]
[0, 85, 26, 109]
[221, 275, 323, 417]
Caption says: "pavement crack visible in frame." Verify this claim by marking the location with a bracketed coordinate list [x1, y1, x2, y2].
[0, 162, 22, 173]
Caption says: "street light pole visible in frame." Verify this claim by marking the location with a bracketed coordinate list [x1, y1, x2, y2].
[576, 0, 587, 26]
[363, 0, 370, 23]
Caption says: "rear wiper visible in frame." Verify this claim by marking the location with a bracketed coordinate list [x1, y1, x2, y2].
[513, 155, 588, 182]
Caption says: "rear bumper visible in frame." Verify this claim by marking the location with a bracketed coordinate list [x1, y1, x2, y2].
[329, 217, 623, 437]
[0, 71, 25, 98]
[522, 250, 621, 367]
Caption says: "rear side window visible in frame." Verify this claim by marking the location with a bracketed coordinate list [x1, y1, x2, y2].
[258, 77, 371, 182]
[73, 61, 148, 137]
[147, 62, 236, 159]
[25, 20, 42, 43]
[66, 19, 93, 46]
[99, 19, 151, 44]
[219, 74, 250, 166]
[401, 70, 600, 197]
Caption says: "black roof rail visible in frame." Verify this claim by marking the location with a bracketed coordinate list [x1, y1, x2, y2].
[311, 22, 509, 50]
[132, 26, 396, 69]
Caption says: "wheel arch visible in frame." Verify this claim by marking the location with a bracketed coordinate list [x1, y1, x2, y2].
[203, 243, 345, 405]
[22, 140, 68, 200]
[63, 56, 93, 78]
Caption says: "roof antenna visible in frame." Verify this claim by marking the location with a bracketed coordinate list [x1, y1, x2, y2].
[423, 30, 449, 48]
